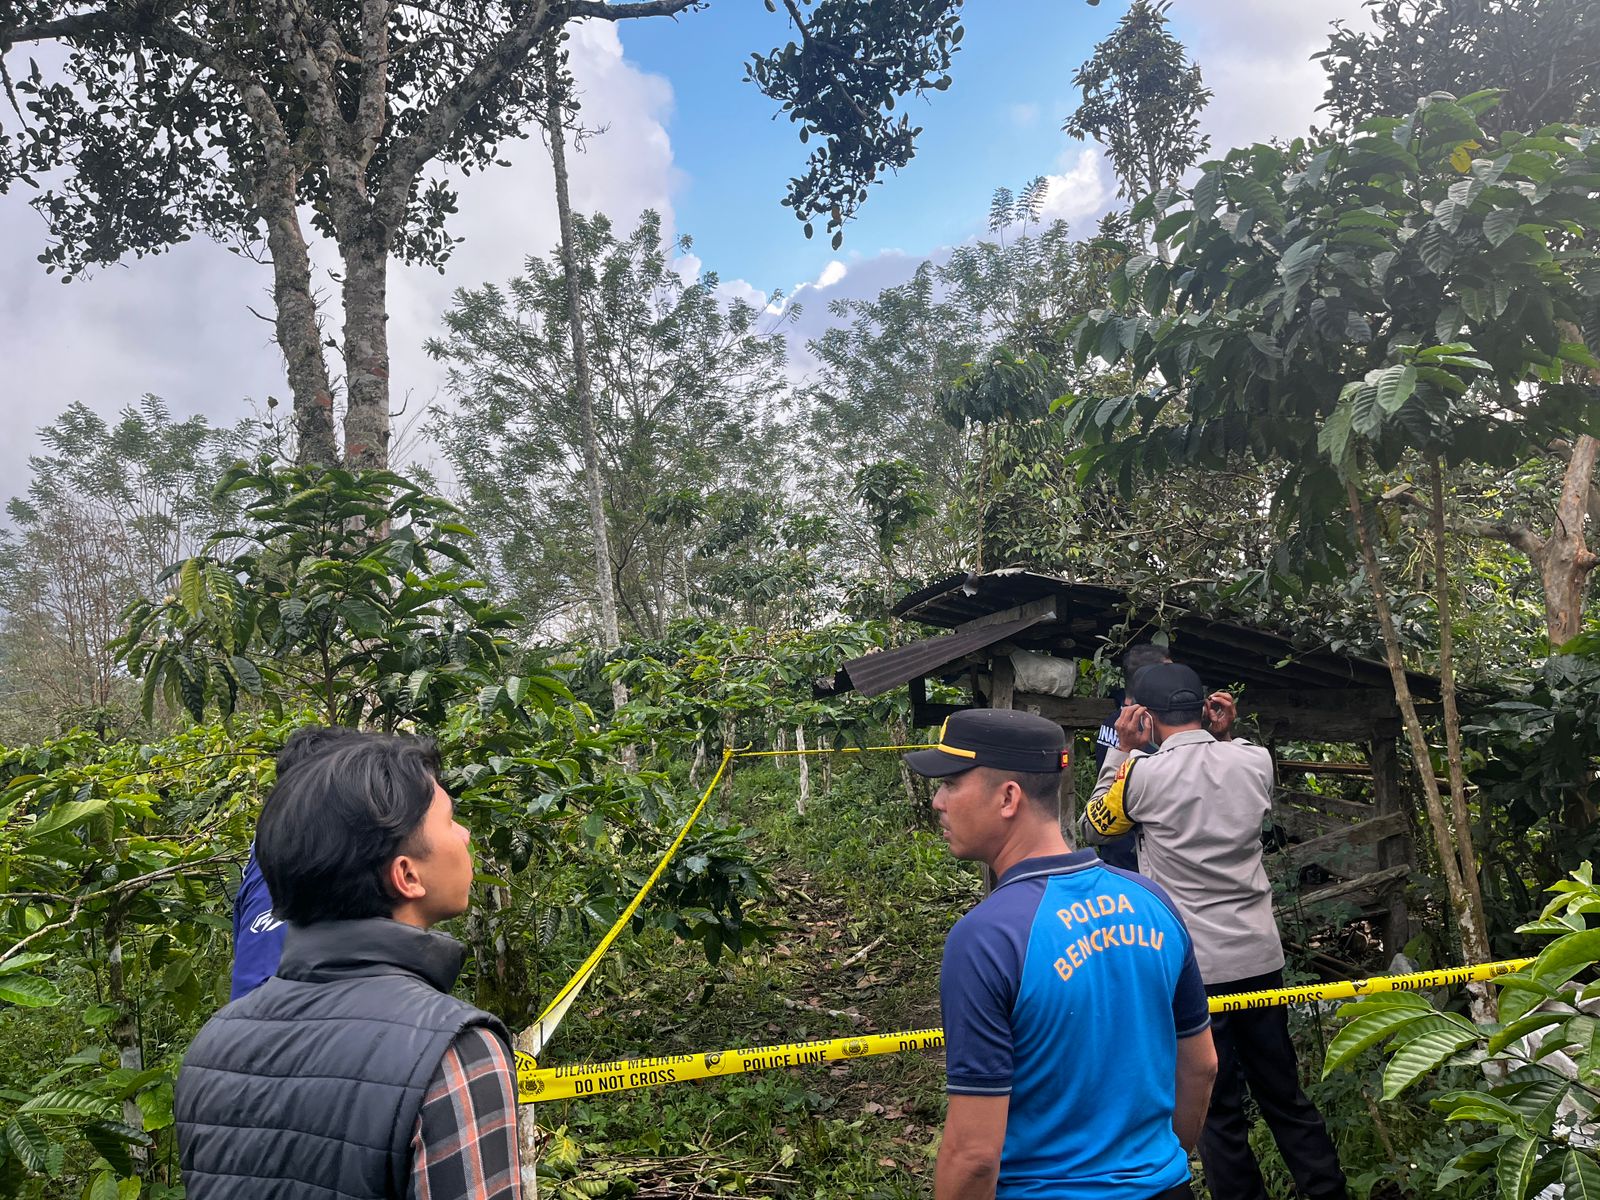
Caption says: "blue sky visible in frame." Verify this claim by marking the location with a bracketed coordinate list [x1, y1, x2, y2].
[619, 1, 1118, 291]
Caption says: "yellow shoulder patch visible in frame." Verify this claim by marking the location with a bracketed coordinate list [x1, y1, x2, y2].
[1084, 758, 1137, 837]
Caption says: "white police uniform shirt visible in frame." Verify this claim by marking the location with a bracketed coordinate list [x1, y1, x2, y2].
[1081, 729, 1283, 984]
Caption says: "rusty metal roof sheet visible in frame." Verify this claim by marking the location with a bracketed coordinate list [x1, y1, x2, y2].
[831, 569, 1438, 698]
[835, 608, 1056, 698]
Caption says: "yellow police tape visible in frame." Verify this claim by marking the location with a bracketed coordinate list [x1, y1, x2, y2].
[516, 957, 1533, 1103]
[523, 742, 939, 1061]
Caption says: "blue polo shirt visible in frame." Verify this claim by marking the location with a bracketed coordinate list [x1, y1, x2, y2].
[229, 844, 285, 1000]
[941, 851, 1209, 1200]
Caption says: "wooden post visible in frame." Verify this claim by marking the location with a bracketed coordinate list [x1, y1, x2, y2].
[1059, 734, 1078, 842]
[992, 653, 1016, 711]
[795, 726, 810, 815]
[1368, 735, 1413, 957]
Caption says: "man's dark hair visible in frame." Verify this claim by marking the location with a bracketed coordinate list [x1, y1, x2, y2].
[1122, 642, 1171, 681]
[985, 767, 1062, 818]
[275, 724, 363, 777]
[1151, 702, 1204, 726]
[256, 731, 442, 926]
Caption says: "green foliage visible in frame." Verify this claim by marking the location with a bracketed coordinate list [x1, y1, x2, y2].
[429, 210, 798, 638]
[118, 463, 519, 728]
[1064, 97, 1600, 557]
[0, 397, 252, 741]
[1063, 0, 1211, 202]
[1319, 0, 1600, 135]
[1326, 864, 1600, 1198]
[745, 0, 964, 247]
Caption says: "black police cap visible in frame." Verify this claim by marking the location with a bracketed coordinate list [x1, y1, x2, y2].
[1130, 662, 1205, 716]
[904, 708, 1068, 778]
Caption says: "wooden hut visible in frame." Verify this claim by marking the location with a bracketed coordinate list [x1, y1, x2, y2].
[820, 569, 1440, 964]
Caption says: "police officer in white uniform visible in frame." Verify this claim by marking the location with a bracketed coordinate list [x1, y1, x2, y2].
[1081, 663, 1346, 1200]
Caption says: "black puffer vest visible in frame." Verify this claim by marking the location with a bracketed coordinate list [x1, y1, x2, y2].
[175, 918, 509, 1199]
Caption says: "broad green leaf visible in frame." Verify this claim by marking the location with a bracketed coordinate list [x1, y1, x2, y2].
[26, 796, 109, 841]
[1421, 222, 1456, 273]
[1324, 1004, 1438, 1075]
[1278, 237, 1324, 296]
[178, 557, 203, 619]
[1498, 1133, 1539, 1200]
[1564, 1150, 1600, 1200]
[1317, 399, 1355, 473]
[4, 1114, 50, 1173]
[1382, 1025, 1481, 1098]
[1531, 928, 1600, 983]
[19, 1088, 115, 1119]
[1489, 1011, 1568, 1054]
[0, 952, 53, 977]
[0, 974, 61, 1008]
[1375, 364, 1418, 414]
[1484, 207, 1521, 247]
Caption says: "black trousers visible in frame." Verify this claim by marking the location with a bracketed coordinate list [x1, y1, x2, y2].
[1200, 970, 1347, 1200]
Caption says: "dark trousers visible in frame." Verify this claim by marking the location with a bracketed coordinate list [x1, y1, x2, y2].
[1201, 970, 1347, 1200]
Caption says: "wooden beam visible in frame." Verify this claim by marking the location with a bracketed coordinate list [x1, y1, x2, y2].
[1278, 791, 1376, 821]
[1279, 813, 1408, 870]
[1295, 865, 1410, 908]
[956, 597, 1056, 635]
[1015, 693, 1117, 730]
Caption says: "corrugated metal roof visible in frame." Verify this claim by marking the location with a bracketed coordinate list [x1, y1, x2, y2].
[838, 609, 1055, 698]
[843, 569, 1438, 698]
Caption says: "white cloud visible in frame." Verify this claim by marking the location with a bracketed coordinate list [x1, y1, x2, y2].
[1171, 0, 1375, 153]
[814, 260, 848, 290]
[0, 18, 680, 491]
[1039, 147, 1113, 228]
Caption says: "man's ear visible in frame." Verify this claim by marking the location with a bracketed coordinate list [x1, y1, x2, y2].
[998, 780, 1026, 819]
[386, 853, 427, 903]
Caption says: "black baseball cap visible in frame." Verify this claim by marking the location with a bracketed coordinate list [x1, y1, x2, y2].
[904, 709, 1068, 778]
[1130, 662, 1205, 717]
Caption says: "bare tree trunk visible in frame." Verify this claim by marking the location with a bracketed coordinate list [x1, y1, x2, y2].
[258, 191, 338, 467]
[1430, 463, 1488, 940]
[795, 725, 810, 815]
[105, 904, 149, 1170]
[514, 1026, 541, 1200]
[1544, 433, 1600, 646]
[1347, 480, 1494, 1019]
[543, 45, 631, 733]
[341, 232, 391, 470]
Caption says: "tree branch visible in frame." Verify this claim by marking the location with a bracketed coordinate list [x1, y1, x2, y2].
[373, 0, 556, 233]
[567, 0, 703, 17]
[355, 0, 392, 172]
[1381, 483, 1547, 560]
[0, 851, 238, 966]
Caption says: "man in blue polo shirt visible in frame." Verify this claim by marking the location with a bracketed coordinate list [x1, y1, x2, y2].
[908, 709, 1217, 1200]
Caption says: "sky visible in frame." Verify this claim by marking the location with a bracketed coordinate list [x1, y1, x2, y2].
[0, 0, 1373, 495]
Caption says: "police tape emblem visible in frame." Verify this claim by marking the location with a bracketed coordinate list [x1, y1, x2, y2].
[704, 1052, 723, 1069]
[524, 1075, 546, 1097]
[843, 1039, 867, 1057]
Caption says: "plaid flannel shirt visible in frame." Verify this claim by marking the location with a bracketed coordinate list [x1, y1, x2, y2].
[410, 1026, 522, 1199]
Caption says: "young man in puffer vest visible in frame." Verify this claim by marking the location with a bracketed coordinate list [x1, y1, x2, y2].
[175, 730, 522, 1199]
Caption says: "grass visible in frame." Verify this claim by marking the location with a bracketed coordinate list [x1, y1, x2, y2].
[536, 755, 976, 1198]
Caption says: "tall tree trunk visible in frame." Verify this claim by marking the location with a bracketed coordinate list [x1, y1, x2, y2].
[1430, 462, 1488, 939]
[1544, 433, 1600, 646]
[104, 903, 149, 1170]
[259, 193, 338, 468]
[543, 45, 630, 727]
[341, 230, 391, 470]
[1347, 479, 1494, 1020]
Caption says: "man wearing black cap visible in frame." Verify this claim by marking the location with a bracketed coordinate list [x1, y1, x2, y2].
[908, 708, 1217, 1200]
[1082, 664, 1346, 1200]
